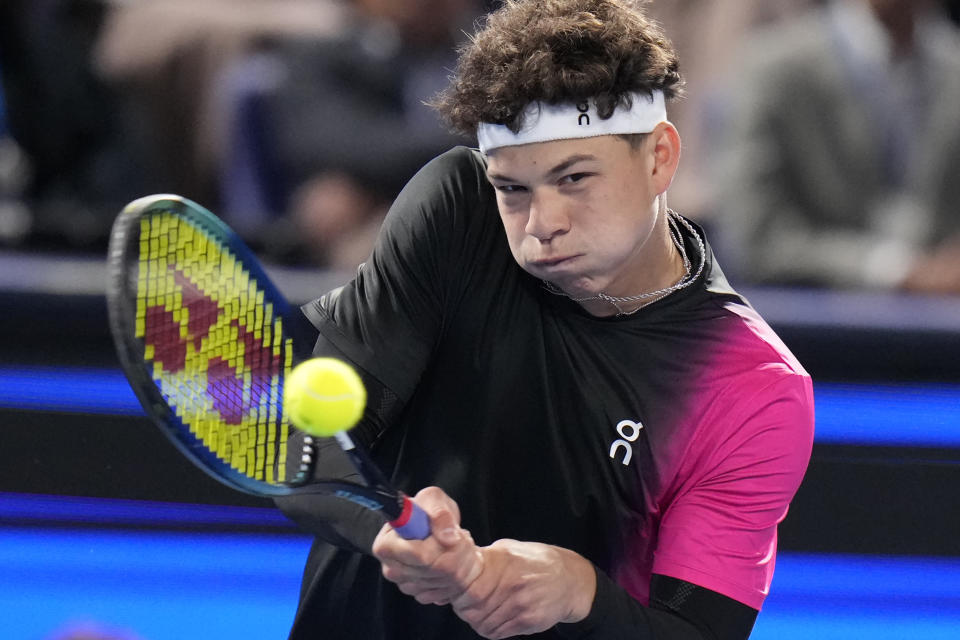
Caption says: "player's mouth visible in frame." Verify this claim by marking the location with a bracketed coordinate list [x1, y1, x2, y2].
[530, 255, 579, 269]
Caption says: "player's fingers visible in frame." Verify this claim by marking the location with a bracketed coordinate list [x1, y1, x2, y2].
[427, 507, 464, 547]
[485, 607, 542, 639]
[457, 596, 515, 639]
[373, 524, 445, 568]
[472, 593, 551, 640]
[413, 486, 460, 514]
[382, 560, 464, 584]
[392, 570, 467, 604]
[451, 569, 507, 629]
[411, 487, 469, 548]
[382, 538, 481, 590]
[410, 584, 462, 606]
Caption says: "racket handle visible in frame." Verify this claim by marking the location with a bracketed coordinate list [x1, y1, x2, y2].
[390, 495, 430, 540]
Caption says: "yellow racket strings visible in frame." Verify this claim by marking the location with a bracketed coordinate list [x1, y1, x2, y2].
[134, 212, 292, 483]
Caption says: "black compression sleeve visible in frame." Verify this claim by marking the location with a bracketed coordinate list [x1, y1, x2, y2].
[554, 569, 758, 640]
[649, 574, 758, 639]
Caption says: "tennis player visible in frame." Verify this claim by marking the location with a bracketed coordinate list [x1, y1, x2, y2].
[276, 1, 815, 638]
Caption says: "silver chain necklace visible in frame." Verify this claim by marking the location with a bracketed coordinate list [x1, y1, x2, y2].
[542, 210, 705, 316]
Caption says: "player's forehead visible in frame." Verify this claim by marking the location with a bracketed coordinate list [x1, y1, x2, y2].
[484, 135, 627, 179]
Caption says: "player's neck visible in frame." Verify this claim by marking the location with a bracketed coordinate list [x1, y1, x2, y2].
[574, 209, 693, 318]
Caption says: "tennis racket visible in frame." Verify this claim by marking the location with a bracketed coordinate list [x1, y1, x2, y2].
[106, 194, 428, 539]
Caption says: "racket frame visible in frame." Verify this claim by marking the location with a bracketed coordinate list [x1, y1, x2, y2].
[105, 195, 425, 537]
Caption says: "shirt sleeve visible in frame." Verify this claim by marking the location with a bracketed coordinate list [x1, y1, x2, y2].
[275, 147, 495, 548]
[652, 371, 816, 609]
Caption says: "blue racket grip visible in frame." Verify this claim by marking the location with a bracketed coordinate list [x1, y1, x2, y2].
[390, 495, 430, 540]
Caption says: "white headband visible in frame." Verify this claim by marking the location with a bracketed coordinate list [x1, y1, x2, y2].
[476, 91, 667, 153]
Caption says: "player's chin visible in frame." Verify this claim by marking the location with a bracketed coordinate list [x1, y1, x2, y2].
[540, 273, 598, 298]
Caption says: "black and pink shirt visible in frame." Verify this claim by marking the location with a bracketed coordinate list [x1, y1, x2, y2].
[285, 147, 815, 639]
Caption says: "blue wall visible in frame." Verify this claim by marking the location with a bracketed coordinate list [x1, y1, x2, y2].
[2, 518, 959, 639]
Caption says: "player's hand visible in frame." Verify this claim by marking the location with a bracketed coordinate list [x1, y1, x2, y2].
[372, 486, 484, 606]
[451, 539, 597, 639]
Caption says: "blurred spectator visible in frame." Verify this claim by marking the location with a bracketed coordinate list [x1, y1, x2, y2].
[0, 56, 33, 245]
[216, 0, 479, 267]
[644, 0, 821, 221]
[0, 0, 144, 250]
[94, 0, 350, 217]
[712, 0, 960, 292]
[94, 0, 479, 268]
[949, 0, 960, 25]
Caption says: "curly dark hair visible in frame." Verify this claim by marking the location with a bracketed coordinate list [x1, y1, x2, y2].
[432, 0, 684, 136]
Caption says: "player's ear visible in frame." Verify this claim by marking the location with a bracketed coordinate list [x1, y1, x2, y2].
[649, 121, 681, 195]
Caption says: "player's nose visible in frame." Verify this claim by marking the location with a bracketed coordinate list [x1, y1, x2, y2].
[525, 191, 570, 241]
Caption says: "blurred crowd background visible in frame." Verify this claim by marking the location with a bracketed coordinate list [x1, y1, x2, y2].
[1, 0, 959, 291]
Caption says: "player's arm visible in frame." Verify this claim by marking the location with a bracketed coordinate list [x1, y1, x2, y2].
[555, 568, 758, 640]
[373, 489, 756, 640]
[456, 549, 759, 640]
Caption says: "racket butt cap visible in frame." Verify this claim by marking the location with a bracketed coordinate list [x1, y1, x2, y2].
[390, 496, 430, 540]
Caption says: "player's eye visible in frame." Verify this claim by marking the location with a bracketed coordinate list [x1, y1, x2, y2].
[560, 173, 592, 185]
[495, 184, 528, 194]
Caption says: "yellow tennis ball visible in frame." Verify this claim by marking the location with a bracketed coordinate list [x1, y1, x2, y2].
[284, 358, 367, 437]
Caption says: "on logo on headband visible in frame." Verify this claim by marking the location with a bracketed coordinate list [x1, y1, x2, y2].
[577, 102, 590, 126]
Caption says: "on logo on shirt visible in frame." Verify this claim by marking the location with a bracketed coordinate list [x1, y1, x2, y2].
[609, 419, 644, 466]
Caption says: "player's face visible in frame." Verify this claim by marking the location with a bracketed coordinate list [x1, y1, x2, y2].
[485, 135, 668, 301]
